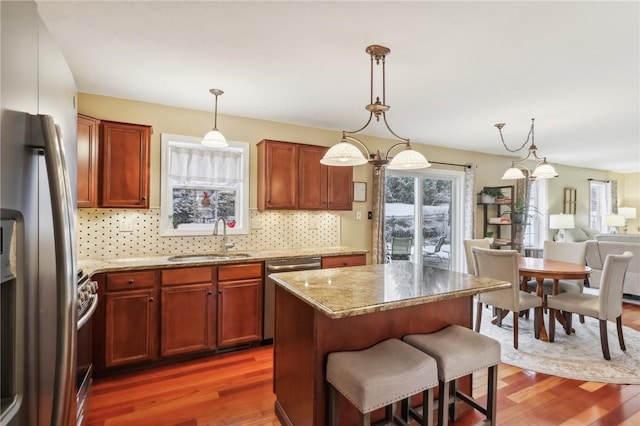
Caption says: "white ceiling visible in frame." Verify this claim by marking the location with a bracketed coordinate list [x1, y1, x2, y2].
[36, 1, 639, 173]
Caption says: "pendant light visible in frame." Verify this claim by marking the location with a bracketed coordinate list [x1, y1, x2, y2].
[321, 45, 430, 172]
[202, 88, 228, 148]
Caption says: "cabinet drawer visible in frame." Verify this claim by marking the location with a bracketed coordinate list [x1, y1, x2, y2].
[106, 271, 155, 291]
[321, 254, 366, 269]
[161, 267, 213, 286]
[218, 263, 263, 281]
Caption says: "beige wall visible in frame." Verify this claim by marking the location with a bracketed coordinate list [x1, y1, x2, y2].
[78, 92, 631, 253]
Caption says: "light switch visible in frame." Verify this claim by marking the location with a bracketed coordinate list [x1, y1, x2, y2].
[356, 211, 362, 220]
[120, 219, 134, 232]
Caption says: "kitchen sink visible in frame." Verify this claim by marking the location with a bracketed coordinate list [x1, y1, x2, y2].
[167, 253, 251, 262]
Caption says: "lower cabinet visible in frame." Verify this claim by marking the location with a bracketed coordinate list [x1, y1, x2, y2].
[321, 254, 367, 269]
[160, 267, 216, 357]
[217, 263, 264, 347]
[103, 271, 159, 368]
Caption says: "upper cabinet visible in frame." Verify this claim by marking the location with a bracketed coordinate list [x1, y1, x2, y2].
[100, 121, 151, 208]
[77, 114, 100, 207]
[76, 115, 152, 208]
[257, 139, 353, 211]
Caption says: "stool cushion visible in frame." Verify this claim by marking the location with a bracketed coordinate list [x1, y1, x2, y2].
[404, 325, 500, 382]
[326, 338, 438, 413]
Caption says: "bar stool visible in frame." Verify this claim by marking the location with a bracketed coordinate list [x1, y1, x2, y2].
[326, 338, 438, 426]
[403, 325, 500, 426]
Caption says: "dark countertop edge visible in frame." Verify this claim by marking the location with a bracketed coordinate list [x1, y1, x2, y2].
[273, 279, 512, 319]
[78, 247, 368, 278]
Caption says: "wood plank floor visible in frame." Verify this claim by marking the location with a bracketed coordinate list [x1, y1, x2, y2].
[87, 303, 640, 426]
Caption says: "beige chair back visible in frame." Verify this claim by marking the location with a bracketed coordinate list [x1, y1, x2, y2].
[599, 251, 633, 320]
[463, 239, 491, 275]
[543, 241, 587, 265]
[472, 247, 519, 310]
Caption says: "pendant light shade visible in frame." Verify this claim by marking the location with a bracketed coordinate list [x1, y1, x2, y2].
[202, 88, 228, 148]
[501, 166, 526, 180]
[531, 161, 558, 179]
[387, 146, 431, 170]
[320, 141, 368, 166]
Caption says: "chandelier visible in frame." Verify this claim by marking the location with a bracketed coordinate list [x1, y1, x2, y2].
[320, 45, 430, 172]
[202, 88, 228, 148]
[495, 118, 558, 180]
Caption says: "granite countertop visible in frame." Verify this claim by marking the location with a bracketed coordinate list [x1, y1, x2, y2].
[78, 246, 367, 277]
[270, 262, 511, 318]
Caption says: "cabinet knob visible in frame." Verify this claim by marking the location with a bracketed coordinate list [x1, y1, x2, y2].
[141, 196, 146, 201]
[149, 297, 154, 302]
[342, 262, 347, 266]
[128, 279, 134, 285]
[208, 290, 213, 295]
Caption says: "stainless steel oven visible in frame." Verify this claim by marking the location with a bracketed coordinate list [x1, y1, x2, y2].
[76, 272, 98, 426]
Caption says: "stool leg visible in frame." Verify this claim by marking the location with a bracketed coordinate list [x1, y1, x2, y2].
[401, 398, 409, 423]
[329, 384, 339, 426]
[487, 365, 498, 426]
[449, 379, 457, 421]
[360, 411, 371, 426]
[423, 388, 434, 426]
[438, 380, 449, 426]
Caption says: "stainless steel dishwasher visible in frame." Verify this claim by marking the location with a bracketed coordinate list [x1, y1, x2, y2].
[263, 257, 321, 342]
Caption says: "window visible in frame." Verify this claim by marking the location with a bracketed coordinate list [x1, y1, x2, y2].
[523, 180, 547, 248]
[160, 134, 250, 236]
[589, 180, 611, 232]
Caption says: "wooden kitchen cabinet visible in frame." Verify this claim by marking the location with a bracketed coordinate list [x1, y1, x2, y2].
[103, 271, 158, 368]
[77, 114, 100, 207]
[217, 263, 263, 347]
[321, 254, 367, 269]
[160, 267, 216, 357]
[100, 120, 151, 208]
[258, 139, 353, 211]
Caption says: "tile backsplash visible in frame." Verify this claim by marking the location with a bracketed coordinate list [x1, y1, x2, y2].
[77, 208, 341, 259]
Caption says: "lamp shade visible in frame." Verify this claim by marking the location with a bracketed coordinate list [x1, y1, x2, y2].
[603, 214, 625, 227]
[387, 147, 431, 170]
[201, 129, 228, 148]
[531, 162, 558, 179]
[320, 142, 368, 166]
[619, 207, 637, 219]
[501, 167, 526, 180]
[549, 214, 575, 230]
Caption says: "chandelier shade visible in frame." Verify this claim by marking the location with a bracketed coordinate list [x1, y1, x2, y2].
[321, 44, 430, 172]
[496, 118, 557, 180]
[202, 88, 228, 148]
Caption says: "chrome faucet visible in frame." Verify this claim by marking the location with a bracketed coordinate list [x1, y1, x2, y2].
[213, 216, 235, 253]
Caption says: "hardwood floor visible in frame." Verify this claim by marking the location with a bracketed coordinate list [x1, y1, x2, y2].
[87, 303, 640, 426]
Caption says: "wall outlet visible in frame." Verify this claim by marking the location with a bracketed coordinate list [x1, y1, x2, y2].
[356, 211, 362, 220]
[119, 219, 134, 232]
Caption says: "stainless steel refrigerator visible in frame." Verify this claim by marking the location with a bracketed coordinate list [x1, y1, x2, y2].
[1, 1, 79, 425]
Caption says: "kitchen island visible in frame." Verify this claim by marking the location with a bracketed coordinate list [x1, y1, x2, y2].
[270, 262, 511, 426]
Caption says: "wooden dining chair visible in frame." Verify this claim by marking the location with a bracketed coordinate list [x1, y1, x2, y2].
[547, 251, 633, 360]
[472, 247, 543, 349]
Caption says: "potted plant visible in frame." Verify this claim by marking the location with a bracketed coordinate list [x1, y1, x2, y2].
[484, 231, 495, 244]
[502, 202, 542, 224]
[478, 187, 504, 204]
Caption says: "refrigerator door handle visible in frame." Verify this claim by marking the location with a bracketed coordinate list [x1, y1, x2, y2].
[31, 114, 77, 426]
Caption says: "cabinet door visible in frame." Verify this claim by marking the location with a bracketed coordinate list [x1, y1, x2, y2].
[105, 288, 158, 367]
[77, 114, 99, 207]
[326, 165, 353, 210]
[161, 283, 216, 356]
[298, 145, 327, 209]
[100, 121, 151, 208]
[218, 279, 263, 347]
[257, 140, 297, 210]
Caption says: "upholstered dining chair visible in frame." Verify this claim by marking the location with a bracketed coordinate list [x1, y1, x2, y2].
[472, 247, 543, 349]
[547, 251, 633, 360]
[526, 240, 588, 322]
[463, 239, 491, 276]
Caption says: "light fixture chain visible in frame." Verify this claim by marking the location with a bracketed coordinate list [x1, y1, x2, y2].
[497, 119, 534, 153]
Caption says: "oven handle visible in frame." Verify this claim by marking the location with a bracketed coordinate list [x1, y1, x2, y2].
[77, 292, 98, 331]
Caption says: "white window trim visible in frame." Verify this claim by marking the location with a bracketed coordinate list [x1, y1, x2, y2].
[160, 133, 250, 236]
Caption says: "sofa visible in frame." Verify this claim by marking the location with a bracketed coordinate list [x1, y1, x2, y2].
[585, 234, 640, 299]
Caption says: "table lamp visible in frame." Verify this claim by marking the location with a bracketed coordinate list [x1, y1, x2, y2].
[549, 213, 575, 242]
[603, 214, 625, 234]
[618, 207, 637, 234]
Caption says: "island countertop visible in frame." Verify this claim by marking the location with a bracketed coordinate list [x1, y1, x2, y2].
[270, 262, 511, 319]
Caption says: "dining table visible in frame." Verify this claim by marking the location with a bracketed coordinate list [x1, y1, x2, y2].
[518, 256, 592, 341]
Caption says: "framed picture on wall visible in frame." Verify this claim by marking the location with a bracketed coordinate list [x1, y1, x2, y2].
[353, 182, 367, 202]
[564, 187, 577, 214]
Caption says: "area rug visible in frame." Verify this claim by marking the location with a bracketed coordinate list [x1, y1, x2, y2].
[478, 307, 640, 384]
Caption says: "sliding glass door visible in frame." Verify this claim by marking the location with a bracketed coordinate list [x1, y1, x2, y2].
[384, 168, 465, 271]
